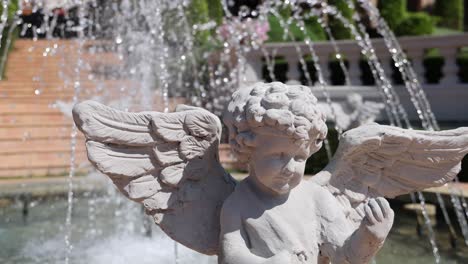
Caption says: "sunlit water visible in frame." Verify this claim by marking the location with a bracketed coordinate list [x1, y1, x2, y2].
[1, 192, 467, 264]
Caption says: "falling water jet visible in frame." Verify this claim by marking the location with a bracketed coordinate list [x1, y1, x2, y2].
[285, 3, 443, 261]
[0, 18, 18, 80]
[0, 0, 11, 44]
[264, 6, 336, 159]
[65, 2, 89, 263]
[354, 0, 468, 248]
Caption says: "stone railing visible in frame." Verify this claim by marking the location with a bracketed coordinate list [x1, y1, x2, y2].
[246, 34, 468, 123]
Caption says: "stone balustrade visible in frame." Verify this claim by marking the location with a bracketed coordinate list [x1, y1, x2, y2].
[246, 34, 468, 123]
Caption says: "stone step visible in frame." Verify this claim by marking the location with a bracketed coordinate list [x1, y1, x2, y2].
[0, 126, 76, 140]
[0, 138, 86, 154]
[0, 151, 88, 170]
[0, 39, 143, 178]
[0, 113, 71, 126]
[0, 166, 88, 178]
[0, 102, 61, 114]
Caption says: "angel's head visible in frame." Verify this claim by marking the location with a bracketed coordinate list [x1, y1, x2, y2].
[223, 82, 327, 195]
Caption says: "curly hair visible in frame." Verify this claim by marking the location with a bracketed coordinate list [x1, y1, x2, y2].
[223, 82, 327, 162]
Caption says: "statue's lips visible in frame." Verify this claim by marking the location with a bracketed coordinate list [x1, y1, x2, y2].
[275, 173, 295, 182]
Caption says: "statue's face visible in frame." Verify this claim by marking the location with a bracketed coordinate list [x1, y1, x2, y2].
[250, 133, 318, 195]
[346, 93, 363, 109]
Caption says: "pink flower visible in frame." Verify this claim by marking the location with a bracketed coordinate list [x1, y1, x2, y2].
[217, 18, 270, 46]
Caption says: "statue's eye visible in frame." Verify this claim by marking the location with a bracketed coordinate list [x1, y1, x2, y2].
[295, 156, 306, 162]
[316, 138, 324, 145]
[274, 152, 284, 159]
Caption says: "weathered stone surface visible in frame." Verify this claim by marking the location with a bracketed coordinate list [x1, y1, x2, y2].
[74, 82, 468, 263]
[317, 93, 385, 131]
[73, 100, 236, 255]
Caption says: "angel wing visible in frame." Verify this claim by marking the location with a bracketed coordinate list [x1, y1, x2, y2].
[72, 101, 236, 255]
[321, 123, 468, 204]
[351, 101, 384, 128]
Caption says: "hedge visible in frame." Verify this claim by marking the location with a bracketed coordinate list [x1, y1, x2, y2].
[186, 0, 211, 45]
[395, 12, 435, 36]
[206, 0, 224, 25]
[328, 0, 353, 40]
[262, 57, 288, 83]
[305, 129, 339, 175]
[378, 0, 407, 30]
[423, 49, 444, 84]
[0, 0, 18, 20]
[267, 13, 326, 42]
[457, 54, 468, 83]
[329, 59, 349, 85]
[434, 0, 464, 31]
[0, 0, 19, 78]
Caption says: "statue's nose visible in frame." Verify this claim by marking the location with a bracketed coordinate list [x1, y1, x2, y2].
[282, 158, 296, 174]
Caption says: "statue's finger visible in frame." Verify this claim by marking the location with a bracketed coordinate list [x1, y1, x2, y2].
[365, 204, 377, 224]
[376, 197, 390, 218]
[369, 199, 384, 222]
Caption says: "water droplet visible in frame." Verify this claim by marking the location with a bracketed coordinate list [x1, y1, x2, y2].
[115, 36, 123, 44]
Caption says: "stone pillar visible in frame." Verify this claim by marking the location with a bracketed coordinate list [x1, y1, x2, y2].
[285, 54, 301, 83]
[242, 53, 263, 85]
[318, 55, 330, 84]
[440, 48, 459, 85]
[379, 55, 393, 82]
[347, 55, 362, 85]
[406, 49, 426, 84]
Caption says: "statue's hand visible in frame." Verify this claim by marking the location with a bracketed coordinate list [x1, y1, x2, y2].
[272, 249, 308, 264]
[292, 248, 308, 263]
[362, 197, 395, 242]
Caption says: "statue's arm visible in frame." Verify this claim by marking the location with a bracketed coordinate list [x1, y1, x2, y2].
[342, 198, 394, 264]
[218, 201, 296, 264]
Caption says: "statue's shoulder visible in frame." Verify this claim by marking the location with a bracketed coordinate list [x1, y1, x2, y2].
[221, 180, 252, 216]
[302, 178, 332, 196]
[301, 179, 340, 210]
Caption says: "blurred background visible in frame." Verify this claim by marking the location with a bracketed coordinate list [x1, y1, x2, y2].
[1, 0, 468, 263]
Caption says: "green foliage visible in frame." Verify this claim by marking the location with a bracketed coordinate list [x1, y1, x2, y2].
[262, 57, 288, 83]
[378, 0, 407, 30]
[0, 26, 17, 78]
[434, 0, 464, 31]
[457, 49, 468, 83]
[186, 0, 211, 45]
[359, 59, 375, 85]
[267, 14, 326, 42]
[206, 0, 224, 25]
[395, 12, 435, 36]
[299, 57, 318, 85]
[328, 0, 353, 40]
[0, 0, 19, 79]
[305, 129, 339, 175]
[423, 57, 444, 83]
[329, 58, 349, 85]
[459, 155, 468, 182]
[0, 0, 18, 20]
[423, 49, 444, 84]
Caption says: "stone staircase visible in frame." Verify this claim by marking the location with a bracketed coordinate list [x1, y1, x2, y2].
[0, 39, 240, 178]
[0, 39, 126, 178]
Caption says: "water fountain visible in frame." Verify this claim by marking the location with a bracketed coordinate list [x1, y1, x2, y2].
[1, 0, 468, 263]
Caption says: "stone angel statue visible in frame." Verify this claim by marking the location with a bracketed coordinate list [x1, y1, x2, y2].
[73, 82, 468, 264]
[317, 93, 385, 131]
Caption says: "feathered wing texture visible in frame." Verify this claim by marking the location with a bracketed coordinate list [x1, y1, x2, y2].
[73, 101, 236, 255]
[324, 123, 468, 204]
